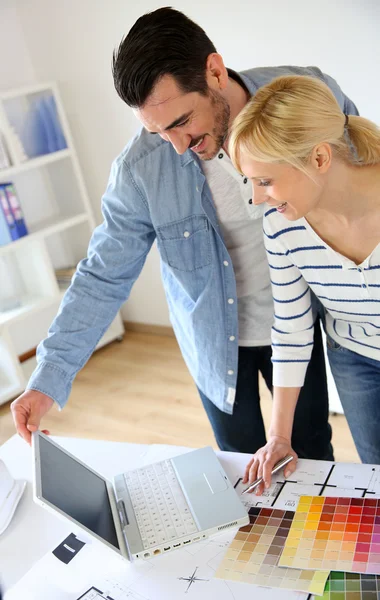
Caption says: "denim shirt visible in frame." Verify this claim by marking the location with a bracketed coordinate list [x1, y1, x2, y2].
[27, 66, 358, 414]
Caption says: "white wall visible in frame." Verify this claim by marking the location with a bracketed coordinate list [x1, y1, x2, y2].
[0, 0, 36, 89]
[7, 0, 380, 327]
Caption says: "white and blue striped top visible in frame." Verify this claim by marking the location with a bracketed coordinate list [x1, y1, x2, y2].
[264, 207, 380, 387]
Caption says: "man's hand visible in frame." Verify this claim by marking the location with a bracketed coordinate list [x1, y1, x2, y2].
[11, 390, 54, 445]
[243, 436, 298, 495]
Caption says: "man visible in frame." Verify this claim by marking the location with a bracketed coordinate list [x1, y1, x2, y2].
[11, 8, 358, 459]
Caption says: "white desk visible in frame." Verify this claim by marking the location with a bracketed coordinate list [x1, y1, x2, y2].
[0, 435, 248, 595]
[3, 436, 380, 600]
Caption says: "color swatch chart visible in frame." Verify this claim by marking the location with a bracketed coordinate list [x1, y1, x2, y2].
[215, 506, 329, 595]
[279, 496, 380, 575]
[320, 571, 380, 600]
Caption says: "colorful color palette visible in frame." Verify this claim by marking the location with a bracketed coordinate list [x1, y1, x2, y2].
[321, 571, 380, 599]
[279, 496, 380, 574]
[215, 507, 329, 595]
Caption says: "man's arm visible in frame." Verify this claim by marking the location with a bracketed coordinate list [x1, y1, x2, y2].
[11, 153, 155, 442]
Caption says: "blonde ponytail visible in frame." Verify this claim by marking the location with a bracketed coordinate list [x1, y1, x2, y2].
[345, 114, 380, 165]
[229, 75, 380, 173]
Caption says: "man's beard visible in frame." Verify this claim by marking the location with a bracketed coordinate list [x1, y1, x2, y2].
[195, 89, 230, 161]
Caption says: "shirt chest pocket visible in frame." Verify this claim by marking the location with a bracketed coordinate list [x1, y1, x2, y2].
[157, 215, 211, 272]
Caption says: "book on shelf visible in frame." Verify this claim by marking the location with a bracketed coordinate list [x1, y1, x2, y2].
[0, 183, 28, 245]
[0, 186, 16, 245]
[3, 183, 28, 238]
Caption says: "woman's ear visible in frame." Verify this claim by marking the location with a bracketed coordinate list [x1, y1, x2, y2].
[310, 143, 332, 173]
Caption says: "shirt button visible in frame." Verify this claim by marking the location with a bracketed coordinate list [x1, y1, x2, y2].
[229, 335, 235, 341]
[228, 370, 234, 375]
[228, 298, 234, 304]
[218, 153, 223, 159]
[183, 231, 190, 238]
[248, 199, 253, 204]
[362, 284, 366, 288]
[243, 177, 248, 184]
[196, 186, 199, 192]
[223, 260, 229, 266]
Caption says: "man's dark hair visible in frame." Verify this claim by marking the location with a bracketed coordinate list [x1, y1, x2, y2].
[112, 7, 217, 108]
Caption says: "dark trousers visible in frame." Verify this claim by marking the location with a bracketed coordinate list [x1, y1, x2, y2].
[198, 318, 334, 460]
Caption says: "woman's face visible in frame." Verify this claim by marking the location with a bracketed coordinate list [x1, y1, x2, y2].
[239, 153, 322, 221]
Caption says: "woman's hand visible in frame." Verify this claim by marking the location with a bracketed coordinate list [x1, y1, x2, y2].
[242, 436, 298, 495]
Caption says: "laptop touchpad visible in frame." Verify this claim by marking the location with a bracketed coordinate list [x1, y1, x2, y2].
[203, 470, 229, 494]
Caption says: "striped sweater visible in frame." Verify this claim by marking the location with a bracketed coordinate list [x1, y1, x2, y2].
[264, 207, 380, 387]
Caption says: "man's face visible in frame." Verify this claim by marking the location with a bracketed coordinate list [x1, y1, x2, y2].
[134, 75, 230, 161]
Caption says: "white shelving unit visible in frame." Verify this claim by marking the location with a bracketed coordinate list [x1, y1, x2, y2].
[0, 82, 124, 405]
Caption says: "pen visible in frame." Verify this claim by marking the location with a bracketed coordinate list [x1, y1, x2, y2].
[241, 455, 294, 495]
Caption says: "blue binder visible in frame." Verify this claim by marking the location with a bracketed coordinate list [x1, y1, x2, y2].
[0, 187, 12, 246]
[3, 183, 28, 238]
[0, 185, 18, 242]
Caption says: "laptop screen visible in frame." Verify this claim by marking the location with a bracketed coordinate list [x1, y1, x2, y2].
[38, 435, 119, 549]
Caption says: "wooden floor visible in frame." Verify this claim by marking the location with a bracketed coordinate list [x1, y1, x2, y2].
[0, 331, 360, 463]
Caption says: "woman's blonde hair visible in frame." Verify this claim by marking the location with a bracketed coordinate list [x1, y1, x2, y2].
[229, 75, 380, 174]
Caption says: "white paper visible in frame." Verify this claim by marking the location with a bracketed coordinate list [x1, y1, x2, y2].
[8, 456, 380, 600]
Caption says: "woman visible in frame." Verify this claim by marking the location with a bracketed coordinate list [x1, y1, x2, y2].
[229, 75, 380, 493]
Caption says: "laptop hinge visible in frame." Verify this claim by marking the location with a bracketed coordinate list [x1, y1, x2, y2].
[117, 499, 130, 526]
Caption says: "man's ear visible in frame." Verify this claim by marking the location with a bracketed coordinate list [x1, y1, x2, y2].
[310, 143, 332, 173]
[205, 53, 229, 91]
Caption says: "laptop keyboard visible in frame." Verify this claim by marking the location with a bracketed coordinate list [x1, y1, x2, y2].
[124, 459, 198, 550]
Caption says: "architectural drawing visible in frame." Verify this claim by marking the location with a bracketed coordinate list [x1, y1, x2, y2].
[232, 459, 380, 513]
[10, 457, 380, 600]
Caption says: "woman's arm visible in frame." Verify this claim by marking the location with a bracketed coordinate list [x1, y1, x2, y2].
[243, 386, 300, 494]
[270, 386, 301, 441]
[244, 213, 316, 492]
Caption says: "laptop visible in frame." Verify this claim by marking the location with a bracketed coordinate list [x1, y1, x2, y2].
[32, 432, 248, 560]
